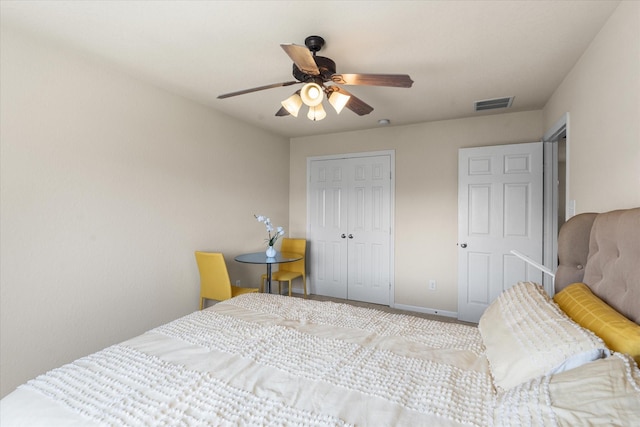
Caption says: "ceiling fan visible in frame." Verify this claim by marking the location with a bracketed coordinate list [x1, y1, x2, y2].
[217, 35, 413, 120]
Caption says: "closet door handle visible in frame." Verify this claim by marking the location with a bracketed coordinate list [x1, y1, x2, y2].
[348, 234, 354, 239]
[341, 234, 347, 239]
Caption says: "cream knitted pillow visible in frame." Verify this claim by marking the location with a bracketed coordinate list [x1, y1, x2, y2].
[479, 281, 608, 390]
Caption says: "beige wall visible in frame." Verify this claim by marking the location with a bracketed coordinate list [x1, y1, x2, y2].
[543, 0, 640, 213]
[290, 111, 543, 313]
[0, 28, 290, 397]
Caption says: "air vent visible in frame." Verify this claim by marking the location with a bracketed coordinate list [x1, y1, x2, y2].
[474, 96, 514, 111]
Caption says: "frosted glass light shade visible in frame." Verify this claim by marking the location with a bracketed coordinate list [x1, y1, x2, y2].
[307, 104, 326, 121]
[329, 90, 350, 114]
[300, 83, 324, 107]
[281, 93, 303, 117]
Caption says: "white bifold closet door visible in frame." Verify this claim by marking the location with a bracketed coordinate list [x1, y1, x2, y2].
[308, 154, 391, 305]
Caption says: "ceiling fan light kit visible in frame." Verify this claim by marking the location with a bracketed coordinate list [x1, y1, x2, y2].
[329, 89, 350, 114]
[218, 35, 413, 122]
[281, 92, 303, 117]
[300, 82, 324, 107]
[307, 104, 327, 121]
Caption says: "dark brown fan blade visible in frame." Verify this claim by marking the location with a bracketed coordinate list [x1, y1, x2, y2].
[280, 44, 320, 75]
[332, 87, 374, 116]
[331, 73, 413, 88]
[217, 81, 300, 99]
[275, 106, 290, 117]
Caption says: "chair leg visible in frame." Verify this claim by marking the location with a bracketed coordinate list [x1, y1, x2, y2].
[302, 275, 307, 297]
[288, 279, 292, 297]
[200, 297, 204, 310]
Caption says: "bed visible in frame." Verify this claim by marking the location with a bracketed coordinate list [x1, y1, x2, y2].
[2, 208, 639, 426]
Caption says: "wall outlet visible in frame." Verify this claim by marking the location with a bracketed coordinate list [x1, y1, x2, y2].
[429, 280, 436, 291]
[235, 280, 241, 286]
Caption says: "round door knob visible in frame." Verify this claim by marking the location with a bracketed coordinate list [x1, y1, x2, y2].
[341, 234, 346, 239]
[348, 234, 354, 239]
[460, 243, 468, 248]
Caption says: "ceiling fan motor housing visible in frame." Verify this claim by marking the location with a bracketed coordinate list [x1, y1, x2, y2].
[293, 56, 336, 83]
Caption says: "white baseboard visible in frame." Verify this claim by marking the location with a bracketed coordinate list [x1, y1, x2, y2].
[295, 290, 459, 319]
[391, 303, 458, 319]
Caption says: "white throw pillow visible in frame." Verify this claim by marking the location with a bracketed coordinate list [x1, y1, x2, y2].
[479, 281, 608, 390]
[493, 353, 640, 426]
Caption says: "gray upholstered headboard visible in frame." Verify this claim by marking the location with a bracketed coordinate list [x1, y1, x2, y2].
[555, 208, 640, 324]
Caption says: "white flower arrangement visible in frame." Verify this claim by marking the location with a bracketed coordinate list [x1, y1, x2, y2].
[254, 215, 285, 247]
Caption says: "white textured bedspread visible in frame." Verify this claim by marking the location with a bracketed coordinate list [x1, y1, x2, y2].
[1, 294, 491, 426]
[5, 293, 638, 426]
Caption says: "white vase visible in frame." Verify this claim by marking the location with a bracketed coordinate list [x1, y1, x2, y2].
[266, 245, 276, 258]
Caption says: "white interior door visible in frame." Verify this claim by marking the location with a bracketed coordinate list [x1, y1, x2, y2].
[458, 142, 543, 323]
[308, 158, 349, 299]
[346, 156, 391, 305]
[309, 154, 392, 305]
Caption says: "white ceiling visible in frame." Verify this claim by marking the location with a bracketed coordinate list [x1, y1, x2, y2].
[0, 0, 620, 138]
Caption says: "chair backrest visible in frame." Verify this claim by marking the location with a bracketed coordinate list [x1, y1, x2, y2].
[195, 252, 232, 301]
[279, 238, 306, 273]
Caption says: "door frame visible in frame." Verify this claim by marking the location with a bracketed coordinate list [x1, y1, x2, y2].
[542, 112, 570, 296]
[306, 150, 396, 307]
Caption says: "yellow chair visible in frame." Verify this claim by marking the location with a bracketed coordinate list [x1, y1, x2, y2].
[195, 251, 258, 309]
[261, 238, 307, 296]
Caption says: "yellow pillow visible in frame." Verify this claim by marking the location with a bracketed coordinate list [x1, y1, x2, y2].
[554, 283, 640, 365]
